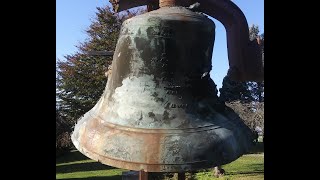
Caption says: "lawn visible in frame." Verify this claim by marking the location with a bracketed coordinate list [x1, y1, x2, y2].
[56, 143, 263, 180]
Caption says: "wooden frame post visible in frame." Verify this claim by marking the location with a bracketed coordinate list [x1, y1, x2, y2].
[139, 170, 148, 180]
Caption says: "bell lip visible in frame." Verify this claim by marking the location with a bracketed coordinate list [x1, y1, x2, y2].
[71, 114, 252, 172]
[75, 145, 240, 172]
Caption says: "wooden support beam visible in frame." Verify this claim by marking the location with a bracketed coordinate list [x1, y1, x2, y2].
[139, 170, 148, 180]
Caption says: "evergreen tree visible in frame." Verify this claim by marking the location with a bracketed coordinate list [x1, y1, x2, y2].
[219, 75, 253, 103]
[247, 25, 264, 102]
[56, 6, 146, 124]
[219, 24, 264, 103]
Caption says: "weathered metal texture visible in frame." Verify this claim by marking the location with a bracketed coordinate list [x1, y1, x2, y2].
[109, 0, 157, 12]
[159, 0, 192, 7]
[109, 0, 264, 82]
[72, 6, 254, 172]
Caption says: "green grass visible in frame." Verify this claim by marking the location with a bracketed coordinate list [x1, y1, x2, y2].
[56, 143, 264, 180]
[194, 154, 264, 180]
[56, 150, 125, 180]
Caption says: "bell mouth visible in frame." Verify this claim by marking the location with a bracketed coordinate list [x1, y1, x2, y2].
[74, 144, 226, 172]
[71, 112, 251, 172]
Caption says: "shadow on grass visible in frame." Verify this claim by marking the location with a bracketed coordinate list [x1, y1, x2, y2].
[56, 162, 115, 173]
[56, 150, 90, 164]
[60, 175, 122, 180]
[248, 142, 264, 154]
[226, 163, 264, 176]
[227, 170, 264, 175]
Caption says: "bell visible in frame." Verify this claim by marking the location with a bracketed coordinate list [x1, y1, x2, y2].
[71, 0, 263, 172]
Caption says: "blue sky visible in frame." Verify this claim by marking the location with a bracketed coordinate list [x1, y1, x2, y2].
[56, 0, 264, 91]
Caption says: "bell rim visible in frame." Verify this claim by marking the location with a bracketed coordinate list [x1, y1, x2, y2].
[76, 145, 238, 172]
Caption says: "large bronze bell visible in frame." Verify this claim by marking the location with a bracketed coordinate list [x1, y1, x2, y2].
[71, 0, 263, 173]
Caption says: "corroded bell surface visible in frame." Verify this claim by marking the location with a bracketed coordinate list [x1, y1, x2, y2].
[71, 6, 254, 172]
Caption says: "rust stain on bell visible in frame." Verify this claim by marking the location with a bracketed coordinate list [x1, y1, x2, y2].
[72, 0, 263, 172]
